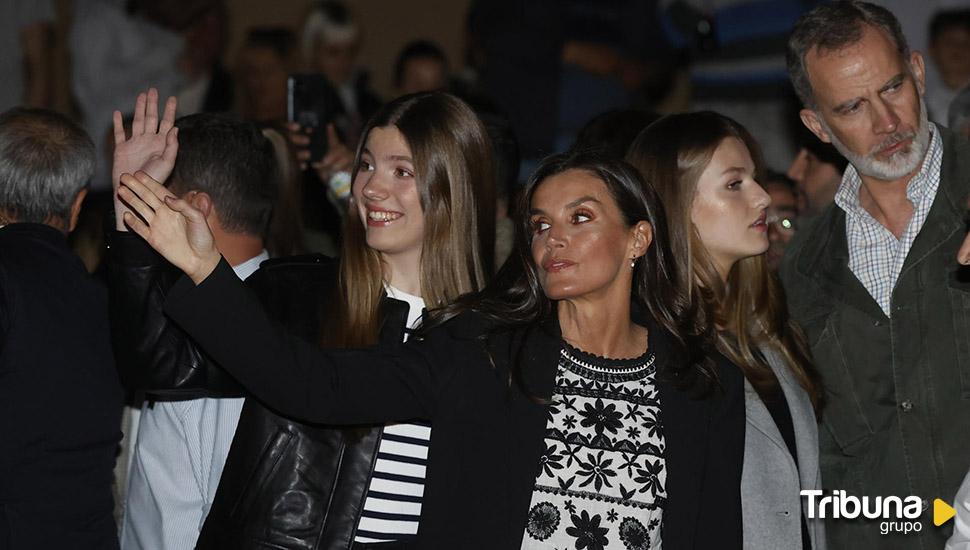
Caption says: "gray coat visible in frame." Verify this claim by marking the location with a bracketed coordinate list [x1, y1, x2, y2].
[741, 346, 826, 550]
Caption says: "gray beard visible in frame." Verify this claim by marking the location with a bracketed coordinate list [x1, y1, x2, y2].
[819, 96, 930, 181]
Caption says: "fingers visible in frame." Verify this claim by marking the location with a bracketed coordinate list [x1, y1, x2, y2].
[117, 177, 157, 224]
[122, 211, 151, 240]
[132, 92, 146, 135]
[112, 110, 126, 146]
[959, 233, 970, 265]
[119, 172, 170, 212]
[145, 88, 159, 133]
[162, 127, 179, 164]
[159, 95, 177, 134]
[163, 195, 206, 224]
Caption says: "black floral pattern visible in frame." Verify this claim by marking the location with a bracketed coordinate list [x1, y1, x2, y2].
[565, 511, 609, 550]
[521, 344, 663, 549]
[579, 398, 623, 435]
[527, 501, 561, 541]
[577, 450, 618, 491]
[618, 517, 651, 550]
[633, 459, 664, 498]
[539, 444, 566, 477]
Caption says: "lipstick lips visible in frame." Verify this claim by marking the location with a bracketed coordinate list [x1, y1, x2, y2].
[542, 257, 576, 272]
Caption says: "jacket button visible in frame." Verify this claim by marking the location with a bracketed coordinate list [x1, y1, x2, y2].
[900, 400, 914, 412]
[873, 320, 882, 327]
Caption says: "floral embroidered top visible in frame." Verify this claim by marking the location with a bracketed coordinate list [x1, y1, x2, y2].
[521, 342, 665, 550]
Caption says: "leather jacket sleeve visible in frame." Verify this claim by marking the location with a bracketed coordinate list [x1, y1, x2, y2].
[105, 230, 244, 398]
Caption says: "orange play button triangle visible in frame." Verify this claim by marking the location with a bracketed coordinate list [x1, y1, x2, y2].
[935, 499, 956, 526]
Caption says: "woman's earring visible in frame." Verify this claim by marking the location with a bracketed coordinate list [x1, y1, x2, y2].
[630, 257, 636, 269]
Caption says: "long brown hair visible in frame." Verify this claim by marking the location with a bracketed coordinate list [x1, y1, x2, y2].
[324, 92, 495, 347]
[627, 111, 822, 412]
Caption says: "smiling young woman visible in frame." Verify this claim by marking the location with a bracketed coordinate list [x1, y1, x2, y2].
[190, 92, 496, 549]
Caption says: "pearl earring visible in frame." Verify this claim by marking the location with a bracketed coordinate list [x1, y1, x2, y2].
[630, 258, 636, 269]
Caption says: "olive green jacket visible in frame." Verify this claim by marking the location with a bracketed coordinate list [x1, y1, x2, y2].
[780, 128, 970, 550]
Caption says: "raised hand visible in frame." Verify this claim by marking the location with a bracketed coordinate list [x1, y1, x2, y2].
[312, 124, 354, 183]
[118, 171, 221, 284]
[112, 88, 178, 230]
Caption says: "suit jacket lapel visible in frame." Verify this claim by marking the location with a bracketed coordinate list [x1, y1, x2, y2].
[901, 129, 968, 277]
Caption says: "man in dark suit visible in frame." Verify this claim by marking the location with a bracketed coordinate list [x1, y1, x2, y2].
[0, 108, 123, 548]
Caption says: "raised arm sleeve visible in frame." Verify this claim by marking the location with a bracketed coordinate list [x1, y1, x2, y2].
[106, 230, 243, 397]
[163, 259, 446, 425]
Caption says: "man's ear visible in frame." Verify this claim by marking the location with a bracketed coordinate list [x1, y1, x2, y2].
[799, 108, 832, 144]
[910, 51, 926, 95]
[187, 190, 213, 219]
[630, 221, 654, 259]
[68, 188, 88, 232]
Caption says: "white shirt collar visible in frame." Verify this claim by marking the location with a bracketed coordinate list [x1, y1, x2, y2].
[231, 250, 269, 281]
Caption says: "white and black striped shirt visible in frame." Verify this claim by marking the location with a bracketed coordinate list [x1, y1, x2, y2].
[355, 285, 430, 543]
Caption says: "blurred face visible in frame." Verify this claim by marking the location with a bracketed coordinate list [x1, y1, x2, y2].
[931, 26, 970, 89]
[786, 147, 842, 216]
[690, 137, 771, 278]
[801, 25, 929, 182]
[529, 169, 650, 301]
[399, 57, 448, 95]
[238, 46, 288, 122]
[313, 37, 359, 86]
[352, 126, 424, 262]
[765, 182, 798, 271]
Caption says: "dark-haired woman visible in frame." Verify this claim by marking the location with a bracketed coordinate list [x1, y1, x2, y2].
[117, 150, 744, 549]
[628, 111, 825, 550]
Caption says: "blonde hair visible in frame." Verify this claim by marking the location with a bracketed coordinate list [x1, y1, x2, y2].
[627, 111, 821, 411]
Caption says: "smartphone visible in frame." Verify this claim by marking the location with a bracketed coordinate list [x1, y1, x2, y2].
[287, 74, 344, 163]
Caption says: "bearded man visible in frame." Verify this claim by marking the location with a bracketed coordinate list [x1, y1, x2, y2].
[780, 2, 970, 549]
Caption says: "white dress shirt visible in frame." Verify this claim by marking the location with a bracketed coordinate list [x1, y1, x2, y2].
[120, 251, 268, 550]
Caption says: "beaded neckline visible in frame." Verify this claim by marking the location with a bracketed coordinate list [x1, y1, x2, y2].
[560, 342, 656, 378]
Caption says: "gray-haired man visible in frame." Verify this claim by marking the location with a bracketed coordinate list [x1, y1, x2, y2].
[0, 108, 123, 548]
[783, 1, 970, 550]
[781, 2, 970, 549]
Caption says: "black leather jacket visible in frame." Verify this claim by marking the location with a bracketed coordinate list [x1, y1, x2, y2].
[106, 231, 245, 398]
[197, 257, 412, 549]
[106, 233, 413, 549]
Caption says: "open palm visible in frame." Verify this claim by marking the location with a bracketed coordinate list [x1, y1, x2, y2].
[112, 88, 178, 230]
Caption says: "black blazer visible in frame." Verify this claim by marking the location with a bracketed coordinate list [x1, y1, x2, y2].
[164, 259, 744, 549]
